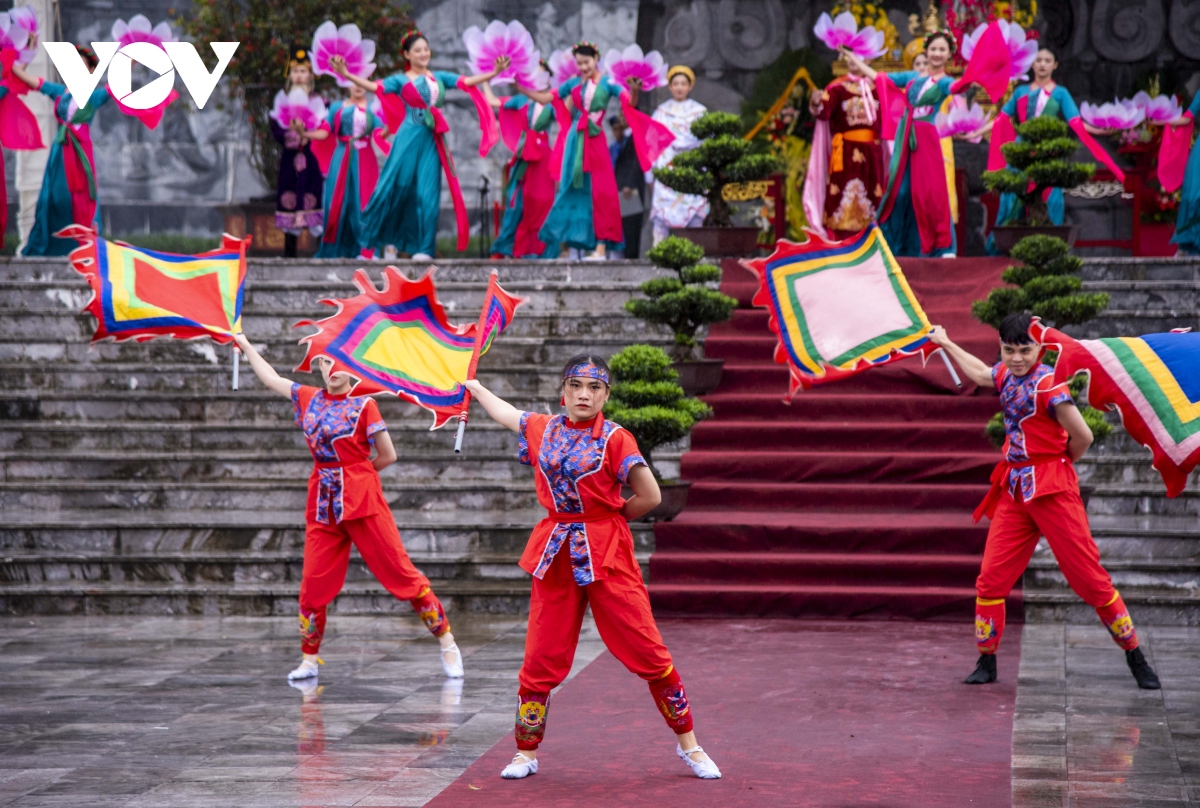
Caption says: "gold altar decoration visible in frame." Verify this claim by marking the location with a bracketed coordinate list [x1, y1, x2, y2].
[722, 181, 773, 202]
[744, 67, 819, 142]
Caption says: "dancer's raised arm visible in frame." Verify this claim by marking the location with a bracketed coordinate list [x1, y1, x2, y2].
[231, 333, 294, 397]
[330, 55, 379, 93]
[462, 379, 522, 432]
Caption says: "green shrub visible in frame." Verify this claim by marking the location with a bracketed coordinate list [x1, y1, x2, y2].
[981, 116, 1094, 226]
[654, 111, 783, 227]
[605, 344, 712, 479]
[625, 235, 737, 360]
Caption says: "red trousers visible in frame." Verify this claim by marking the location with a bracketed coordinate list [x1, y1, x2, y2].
[514, 543, 693, 750]
[974, 489, 1138, 654]
[298, 511, 448, 654]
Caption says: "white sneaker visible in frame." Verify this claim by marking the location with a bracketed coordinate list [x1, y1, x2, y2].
[677, 745, 721, 779]
[501, 751, 538, 779]
[581, 250, 605, 262]
[287, 658, 320, 681]
[412, 252, 433, 261]
[440, 642, 464, 678]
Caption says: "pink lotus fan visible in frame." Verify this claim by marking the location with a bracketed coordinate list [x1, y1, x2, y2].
[962, 20, 1037, 80]
[112, 14, 177, 49]
[8, 6, 35, 65]
[463, 20, 541, 89]
[601, 44, 668, 91]
[1080, 99, 1146, 131]
[0, 12, 30, 62]
[935, 99, 989, 142]
[1132, 91, 1183, 125]
[270, 88, 328, 131]
[547, 49, 581, 89]
[813, 11, 887, 61]
[311, 21, 376, 88]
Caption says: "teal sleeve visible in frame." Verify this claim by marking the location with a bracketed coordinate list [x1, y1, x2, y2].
[89, 88, 110, 110]
[380, 73, 407, 95]
[601, 75, 624, 97]
[937, 76, 954, 96]
[1188, 93, 1200, 117]
[435, 71, 463, 87]
[502, 96, 525, 111]
[0, 86, 8, 101]
[887, 71, 917, 89]
[558, 78, 578, 100]
[1001, 87, 1020, 118]
[1056, 88, 1080, 121]
[39, 80, 66, 100]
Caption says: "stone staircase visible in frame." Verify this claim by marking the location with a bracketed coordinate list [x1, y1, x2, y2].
[1027, 258, 1200, 624]
[0, 257, 675, 616]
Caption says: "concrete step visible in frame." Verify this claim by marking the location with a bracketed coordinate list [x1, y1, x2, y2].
[1079, 258, 1200, 283]
[1088, 514, 1200, 559]
[1084, 484, 1200, 517]
[1077, 454, 1200, 487]
[1024, 585, 1200, 626]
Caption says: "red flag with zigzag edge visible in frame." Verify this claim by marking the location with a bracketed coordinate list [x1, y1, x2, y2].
[294, 266, 525, 430]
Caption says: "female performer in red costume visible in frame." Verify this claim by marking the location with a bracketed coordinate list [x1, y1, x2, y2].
[233, 333, 464, 682]
[464, 355, 721, 781]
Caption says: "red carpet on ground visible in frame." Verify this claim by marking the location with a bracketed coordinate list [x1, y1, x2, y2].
[428, 619, 1019, 807]
[651, 258, 1018, 621]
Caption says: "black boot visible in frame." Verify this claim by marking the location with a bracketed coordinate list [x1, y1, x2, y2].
[964, 653, 997, 684]
[1126, 648, 1161, 690]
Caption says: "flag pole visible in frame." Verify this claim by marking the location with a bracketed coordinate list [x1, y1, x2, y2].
[232, 343, 240, 390]
[938, 348, 962, 388]
[454, 271, 499, 454]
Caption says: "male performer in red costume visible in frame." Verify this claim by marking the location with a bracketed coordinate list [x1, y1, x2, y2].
[929, 313, 1160, 689]
[233, 333, 464, 681]
[464, 355, 721, 780]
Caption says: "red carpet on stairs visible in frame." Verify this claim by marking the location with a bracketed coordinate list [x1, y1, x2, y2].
[651, 258, 1018, 621]
[427, 620, 1019, 807]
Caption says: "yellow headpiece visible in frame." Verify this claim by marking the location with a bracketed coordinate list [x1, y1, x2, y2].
[667, 65, 695, 85]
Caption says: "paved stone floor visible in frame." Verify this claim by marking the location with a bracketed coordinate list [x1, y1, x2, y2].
[0, 614, 604, 807]
[1013, 625, 1200, 807]
[1, 616, 1197, 807]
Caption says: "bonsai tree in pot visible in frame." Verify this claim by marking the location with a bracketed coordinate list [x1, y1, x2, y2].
[604, 344, 712, 521]
[653, 110, 783, 255]
[982, 116, 1095, 253]
[973, 234, 1113, 447]
[625, 235, 737, 394]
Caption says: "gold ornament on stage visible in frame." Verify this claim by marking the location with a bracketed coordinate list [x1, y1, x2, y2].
[722, 181, 772, 202]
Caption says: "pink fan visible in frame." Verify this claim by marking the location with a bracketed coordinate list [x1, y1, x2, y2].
[0, 12, 29, 63]
[1132, 91, 1183, 125]
[601, 44, 668, 91]
[463, 20, 541, 89]
[961, 20, 1036, 80]
[1081, 99, 1146, 131]
[312, 21, 376, 88]
[547, 49, 580, 89]
[813, 12, 887, 61]
[935, 98, 989, 142]
[8, 6, 36, 65]
[112, 14, 176, 48]
[270, 88, 328, 131]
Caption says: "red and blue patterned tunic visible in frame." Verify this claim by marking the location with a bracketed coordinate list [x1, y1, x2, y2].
[292, 384, 389, 525]
[993, 362, 1076, 501]
[517, 412, 647, 585]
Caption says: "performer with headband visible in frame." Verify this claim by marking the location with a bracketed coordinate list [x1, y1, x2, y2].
[483, 59, 568, 259]
[270, 47, 326, 258]
[231, 332, 465, 683]
[649, 65, 709, 245]
[516, 42, 674, 261]
[463, 355, 721, 781]
[330, 30, 504, 261]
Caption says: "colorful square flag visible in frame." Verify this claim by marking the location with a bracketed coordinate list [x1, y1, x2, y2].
[1032, 319, 1200, 497]
[295, 266, 524, 429]
[742, 226, 937, 396]
[65, 225, 249, 344]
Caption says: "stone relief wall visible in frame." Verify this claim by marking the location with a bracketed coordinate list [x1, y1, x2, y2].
[48, 0, 1200, 251]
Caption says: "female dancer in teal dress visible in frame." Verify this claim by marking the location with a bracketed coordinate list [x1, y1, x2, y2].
[310, 84, 388, 259]
[844, 33, 964, 257]
[518, 43, 670, 261]
[331, 32, 504, 261]
[483, 67, 568, 259]
[1165, 95, 1200, 254]
[972, 47, 1112, 253]
[12, 49, 110, 256]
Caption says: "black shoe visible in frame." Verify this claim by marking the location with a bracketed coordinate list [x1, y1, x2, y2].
[1126, 648, 1161, 690]
[964, 653, 997, 684]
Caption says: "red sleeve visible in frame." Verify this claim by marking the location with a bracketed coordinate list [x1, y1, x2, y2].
[991, 363, 1007, 389]
[1038, 375, 1074, 417]
[291, 383, 317, 427]
[519, 412, 551, 466]
[607, 427, 648, 484]
[360, 397, 387, 444]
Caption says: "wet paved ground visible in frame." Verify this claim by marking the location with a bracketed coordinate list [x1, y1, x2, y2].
[0, 615, 1196, 806]
[1013, 625, 1200, 807]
